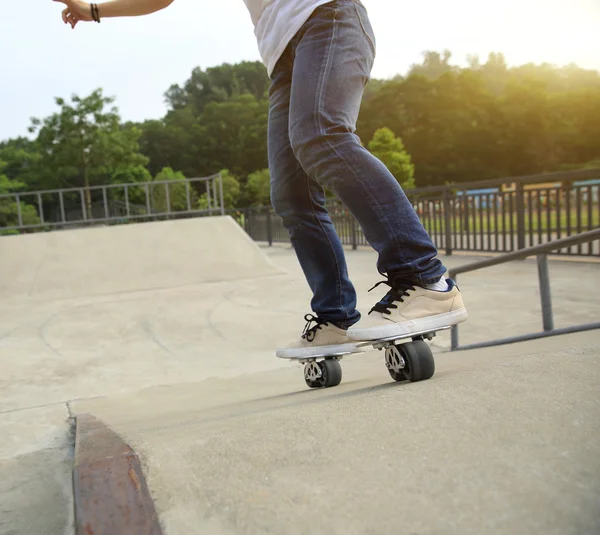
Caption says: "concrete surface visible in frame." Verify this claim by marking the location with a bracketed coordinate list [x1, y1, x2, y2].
[70, 335, 600, 535]
[0, 405, 74, 535]
[0, 216, 283, 301]
[1, 219, 599, 535]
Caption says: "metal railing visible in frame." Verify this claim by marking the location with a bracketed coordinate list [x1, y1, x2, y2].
[237, 168, 600, 258]
[448, 228, 600, 351]
[0, 173, 224, 233]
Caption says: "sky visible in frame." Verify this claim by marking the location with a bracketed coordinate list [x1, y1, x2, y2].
[1, 0, 599, 141]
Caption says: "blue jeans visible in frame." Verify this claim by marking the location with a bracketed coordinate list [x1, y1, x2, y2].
[268, 0, 446, 328]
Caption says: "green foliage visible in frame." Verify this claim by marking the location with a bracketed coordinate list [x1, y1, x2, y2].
[357, 53, 600, 185]
[408, 50, 456, 80]
[164, 61, 270, 114]
[26, 89, 149, 216]
[193, 94, 268, 178]
[150, 167, 197, 213]
[28, 89, 148, 188]
[245, 168, 271, 206]
[197, 169, 241, 211]
[0, 163, 40, 231]
[111, 163, 153, 186]
[219, 169, 241, 210]
[0, 137, 41, 187]
[368, 128, 415, 189]
[0, 167, 25, 194]
[111, 165, 154, 207]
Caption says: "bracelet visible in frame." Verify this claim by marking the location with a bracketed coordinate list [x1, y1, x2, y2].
[90, 3, 101, 23]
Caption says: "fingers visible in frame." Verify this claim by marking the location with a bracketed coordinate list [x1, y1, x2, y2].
[62, 7, 79, 28]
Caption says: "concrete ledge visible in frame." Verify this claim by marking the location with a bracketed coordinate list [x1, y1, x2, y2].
[73, 414, 163, 535]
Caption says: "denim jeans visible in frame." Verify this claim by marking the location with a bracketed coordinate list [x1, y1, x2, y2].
[268, 0, 446, 328]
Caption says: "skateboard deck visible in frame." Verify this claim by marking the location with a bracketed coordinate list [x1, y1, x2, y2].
[278, 326, 451, 389]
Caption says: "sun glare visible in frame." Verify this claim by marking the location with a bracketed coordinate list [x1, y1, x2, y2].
[368, 0, 599, 74]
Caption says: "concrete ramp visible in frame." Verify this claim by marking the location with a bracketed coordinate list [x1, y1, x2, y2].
[0, 216, 284, 301]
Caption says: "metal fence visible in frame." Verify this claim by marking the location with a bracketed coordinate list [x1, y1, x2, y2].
[3, 168, 599, 258]
[235, 168, 600, 258]
[0, 173, 224, 233]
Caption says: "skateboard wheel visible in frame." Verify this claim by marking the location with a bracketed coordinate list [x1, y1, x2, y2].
[400, 340, 435, 382]
[385, 346, 407, 382]
[303, 358, 342, 388]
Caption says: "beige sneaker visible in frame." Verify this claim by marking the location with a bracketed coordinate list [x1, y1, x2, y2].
[276, 314, 362, 359]
[347, 278, 467, 341]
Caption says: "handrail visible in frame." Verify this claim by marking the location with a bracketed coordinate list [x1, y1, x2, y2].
[449, 228, 600, 277]
[448, 229, 600, 351]
[0, 174, 221, 199]
[0, 173, 226, 233]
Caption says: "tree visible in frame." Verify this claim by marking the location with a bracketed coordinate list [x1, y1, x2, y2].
[164, 61, 270, 114]
[134, 118, 195, 178]
[0, 163, 40, 233]
[244, 168, 271, 206]
[150, 167, 197, 213]
[0, 137, 41, 187]
[368, 128, 415, 189]
[192, 94, 268, 178]
[2, 57, 600, 208]
[28, 89, 149, 213]
[408, 50, 456, 80]
[110, 165, 154, 207]
[197, 169, 240, 211]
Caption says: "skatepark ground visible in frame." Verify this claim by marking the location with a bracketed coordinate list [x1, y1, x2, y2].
[1, 216, 599, 535]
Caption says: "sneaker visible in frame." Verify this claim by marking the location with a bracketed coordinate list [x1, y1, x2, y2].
[347, 278, 467, 341]
[276, 314, 362, 359]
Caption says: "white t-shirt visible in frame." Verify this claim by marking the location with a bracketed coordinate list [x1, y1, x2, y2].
[243, 0, 334, 76]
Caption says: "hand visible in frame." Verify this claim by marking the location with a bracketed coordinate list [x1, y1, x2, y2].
[53, 0, 94, 29]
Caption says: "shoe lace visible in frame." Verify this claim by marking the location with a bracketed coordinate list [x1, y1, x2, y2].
[368, 279, 415, 315]
[302, 314, 329, 342]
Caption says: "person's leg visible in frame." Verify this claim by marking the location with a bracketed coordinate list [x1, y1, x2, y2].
[269, 43, 362, 358]
[288, 0, 445, 285]
[286, 0, 467, 339]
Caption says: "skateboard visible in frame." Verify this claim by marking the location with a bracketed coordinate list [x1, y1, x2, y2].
[278, 327, 451, 389]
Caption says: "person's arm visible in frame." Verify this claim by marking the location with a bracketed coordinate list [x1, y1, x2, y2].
[93, 0, 175, 17]
[53, 0, 175, 28]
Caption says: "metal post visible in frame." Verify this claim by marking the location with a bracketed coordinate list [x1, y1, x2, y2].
[206, 180, 212, 213]
[124, 186, 130, 217]
[185, 181, 191, 212]
[59, 191, 66, 224]
[351, 217, 357, 250]
[244, 208, 250, 233]
[219, 173, 225, 216]
[165, 182, 171, 214]
[450, 274, 459, 350]
[537, 253, 554, 332]
[80, 189, 87, 220]
[15, 194, 23, 228]
[450, 326, 459, 351]
[102, 186, 109, 221]
[266, 209, 273, 246]
[145, 184, 151, 215]
[443, 190, 453, 256]
[37, 193, 45, 225]
[213, 177, 218, 210]
[516, 182, 526, 250]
